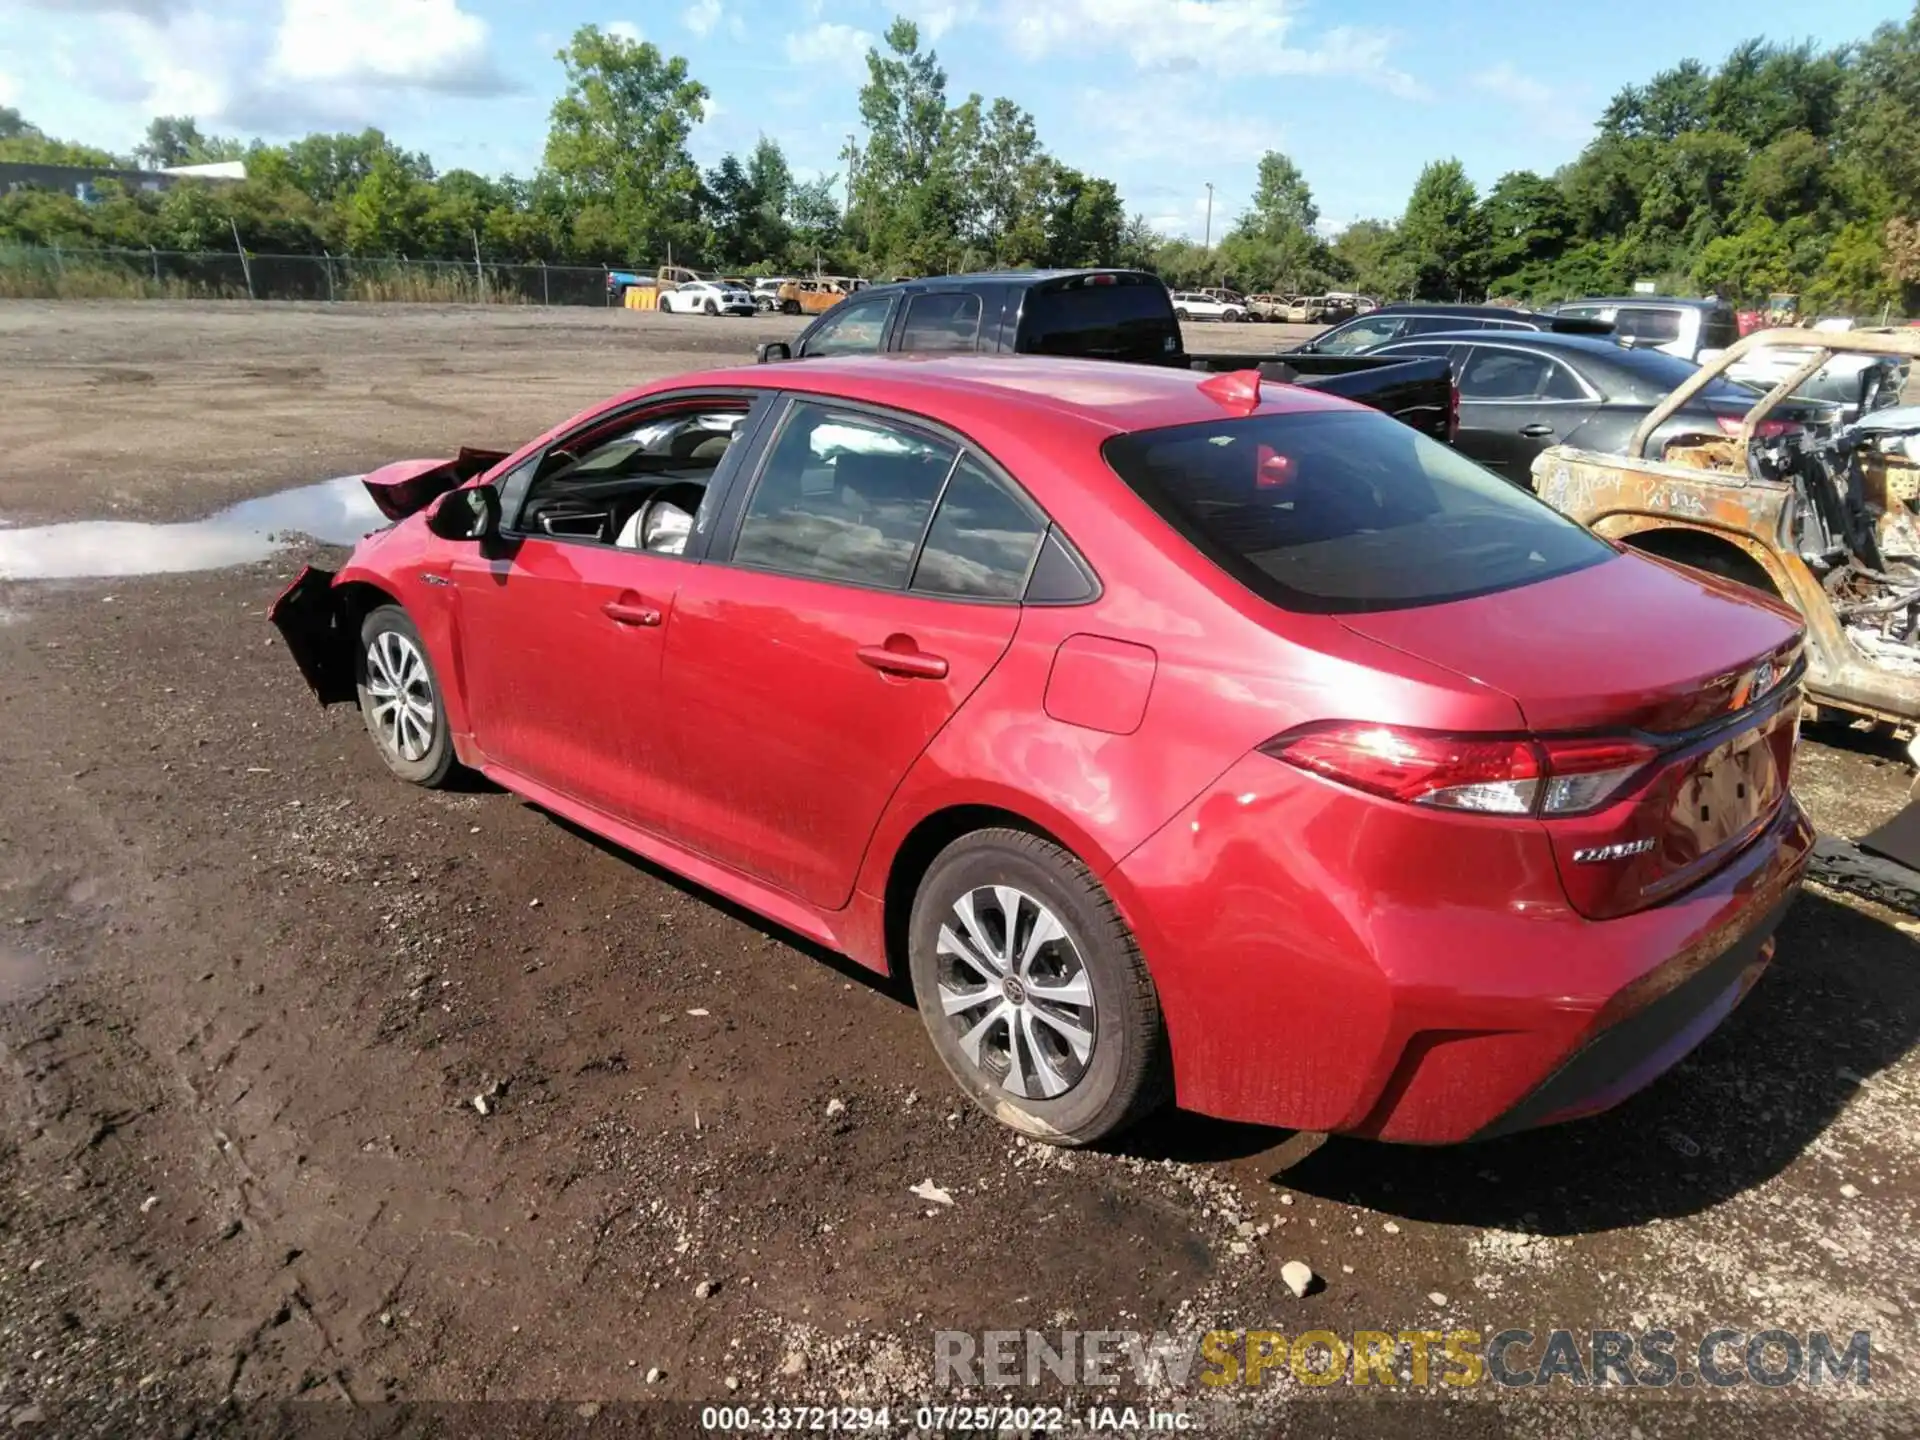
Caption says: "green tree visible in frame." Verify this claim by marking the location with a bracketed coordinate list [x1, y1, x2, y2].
[135, 115, 246, 169]
[1395, 159, 1487, 298]
[0, 107, 32, 141]
[1478, 170, 1571, 296]
[1329, 218, 1412, 299]
[1244, 151, 1319, 234]
[343, 149, 430, 254]
[852, 18, 966, 268]
[542, 23, 709, 263]
[1840, 4, 1920, 216]
[1041, 166, 1123, 267]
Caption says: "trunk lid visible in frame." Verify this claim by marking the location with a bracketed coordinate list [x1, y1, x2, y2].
[363, 448, 507, 522]
[1341, 552, 1805, 918]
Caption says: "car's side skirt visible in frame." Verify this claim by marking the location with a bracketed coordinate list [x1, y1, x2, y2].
[479, 760, 881, 967]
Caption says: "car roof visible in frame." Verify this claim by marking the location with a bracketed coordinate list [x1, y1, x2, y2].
[1374, 328, 1704, 372]
[1379, 328, 1637, 357]
[613, 354, 1354, 441]
[848, 268, 1159, 303]
[1374, 302, 1550, 322]
[1556, 296, 1729, 311]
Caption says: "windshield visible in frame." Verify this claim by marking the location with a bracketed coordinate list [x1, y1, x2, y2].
[1102, 409, 1613, 614]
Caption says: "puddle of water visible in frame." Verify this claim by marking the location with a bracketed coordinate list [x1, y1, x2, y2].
[0, 476, 387, 581]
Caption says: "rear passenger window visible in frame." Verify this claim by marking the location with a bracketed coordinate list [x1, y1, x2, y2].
[1458, 349, 1579, 401]
[733, 403, 956, 587]
[900, 293, 983, 353]
[911, 459, 1045, 599]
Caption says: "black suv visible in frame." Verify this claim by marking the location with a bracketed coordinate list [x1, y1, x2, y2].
[763, 269, 1189, 366]
[1293, 303, 1609, 355]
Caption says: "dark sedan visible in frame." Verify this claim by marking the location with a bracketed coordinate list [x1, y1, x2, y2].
[1367, 331, 1841, 485]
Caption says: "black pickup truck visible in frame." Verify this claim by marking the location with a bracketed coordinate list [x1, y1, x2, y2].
[753, 269, 1454, 441]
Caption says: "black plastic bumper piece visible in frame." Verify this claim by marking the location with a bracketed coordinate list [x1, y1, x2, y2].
[1474, 888, 1797, 1141]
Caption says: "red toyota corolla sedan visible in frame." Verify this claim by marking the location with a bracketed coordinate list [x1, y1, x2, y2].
[273, 355, 1812, 1147]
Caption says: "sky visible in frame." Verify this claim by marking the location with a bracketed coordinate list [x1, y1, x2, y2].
[0, 0, 1910, 238]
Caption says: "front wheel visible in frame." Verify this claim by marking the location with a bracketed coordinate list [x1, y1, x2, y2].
[705, 298, 719, 316]
[1174, 308, 1189, 321]
[908, 829, 1169, 1146]
[356, 605, 458, 787]
[782, 298, 801, 315]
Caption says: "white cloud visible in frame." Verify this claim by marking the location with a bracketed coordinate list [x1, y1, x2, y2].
[1006, 0, 1424, 98]
[784, 21, 875, 79]
[683, 0, 721, 37]
[605, 19, 642, 44]
[1471, 62, 1594, 141]
[1073, 81, 1272, 173]
[23, 0, 190, 17]
[271, 0, 512, 95]
[1472, 62, 1552, 110]
[0, 71, 17, 108]
[19, 0, 517, 143]
[899, 0, 976, 40]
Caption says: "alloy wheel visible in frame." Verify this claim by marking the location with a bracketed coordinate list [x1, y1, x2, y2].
[364, 629, 436, 764]
[935, 885, 1096, 1100]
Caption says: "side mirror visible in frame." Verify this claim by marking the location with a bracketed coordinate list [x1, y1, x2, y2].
[756, 341, 792, 364]
[425, 484, 499, 541]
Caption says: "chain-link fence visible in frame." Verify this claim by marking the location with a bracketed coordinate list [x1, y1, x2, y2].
[0, 245, 622, 306]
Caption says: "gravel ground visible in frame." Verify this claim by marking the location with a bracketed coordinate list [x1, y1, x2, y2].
[0, 301, 1915, 1438]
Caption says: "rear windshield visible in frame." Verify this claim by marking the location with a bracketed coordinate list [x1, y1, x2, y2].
[1613, 308, 1685, 344]
[1103, 409, 1613, 614]
[1604, 346, 1761, 404]
[1018, 277, 1182, 364]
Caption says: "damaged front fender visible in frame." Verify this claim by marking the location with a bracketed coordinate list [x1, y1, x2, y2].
[269, 565, 357, 705]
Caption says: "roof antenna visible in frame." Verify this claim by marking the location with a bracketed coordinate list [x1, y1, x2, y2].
[1197, 369, 1262, 416]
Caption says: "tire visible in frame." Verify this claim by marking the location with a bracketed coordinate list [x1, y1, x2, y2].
[1174, 308, 1189, 320]
[782, 298, 801, 315]
[908, 828, 1169, 1147]
[356, 605, 458, 788]
[705, 298, 719, 316]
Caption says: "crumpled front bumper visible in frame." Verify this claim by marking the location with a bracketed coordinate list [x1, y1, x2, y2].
[269, 565, 355, 704]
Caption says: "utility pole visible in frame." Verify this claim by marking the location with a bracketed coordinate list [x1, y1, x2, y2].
[1203, 182, 1214, 254]
[845, 133, 858, 218]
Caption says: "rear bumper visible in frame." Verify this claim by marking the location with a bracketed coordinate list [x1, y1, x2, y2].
[1472, 886, 1790, 1139]
[1109, 754, 1813, 1143]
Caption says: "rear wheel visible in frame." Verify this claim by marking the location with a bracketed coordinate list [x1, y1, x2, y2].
[356, 605, 457, 788]
[782, 298, 801, 315]
[908, 829, 1169, 1146]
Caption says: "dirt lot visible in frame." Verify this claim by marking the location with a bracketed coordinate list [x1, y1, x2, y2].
[1, 301, 1917, 1437]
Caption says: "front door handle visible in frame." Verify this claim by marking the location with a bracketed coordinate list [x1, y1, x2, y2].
[1520, 422, 1557, 438]
[602, 599, 662, 627]
[857, 641, 948, 680]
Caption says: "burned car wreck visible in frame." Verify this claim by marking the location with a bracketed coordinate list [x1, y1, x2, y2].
[1533, 327, 1920, 733]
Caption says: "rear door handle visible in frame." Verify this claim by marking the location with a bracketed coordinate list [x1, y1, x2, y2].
[857, 642, 948, 680]
[602, 599, 662, 627]
[1520, 422, 1557, 438]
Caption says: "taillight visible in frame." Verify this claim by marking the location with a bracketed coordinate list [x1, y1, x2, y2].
[1262, 724, 1660, 818]
[1716, 415, 1802, 440]
[1449, 382, 1461, 442]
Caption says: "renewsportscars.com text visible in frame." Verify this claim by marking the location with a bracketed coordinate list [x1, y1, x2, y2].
[934, 1328, 1871, 1390]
